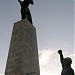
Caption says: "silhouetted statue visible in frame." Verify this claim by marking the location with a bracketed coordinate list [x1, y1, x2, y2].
[18, 0, 34, 24]
[58, 50, 74, 75]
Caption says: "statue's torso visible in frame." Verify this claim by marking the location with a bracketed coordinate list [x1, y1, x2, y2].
[61, 68, 74, 75]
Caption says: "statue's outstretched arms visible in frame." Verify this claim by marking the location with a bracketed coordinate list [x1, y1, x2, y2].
[58, 50, 64, 67]
[29, 0, 34, 5]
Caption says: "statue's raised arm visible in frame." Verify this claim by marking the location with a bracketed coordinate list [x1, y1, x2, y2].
[58, 50, 64, 67]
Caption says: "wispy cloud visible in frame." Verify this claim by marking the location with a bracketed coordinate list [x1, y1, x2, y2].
[68, 54, 75, 57]
[39, 48, 57, 65]
[39, 48, 61, 75]
[0, 74, 4, 75]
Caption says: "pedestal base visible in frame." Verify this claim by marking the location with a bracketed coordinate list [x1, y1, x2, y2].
[5, 19, 40, 75]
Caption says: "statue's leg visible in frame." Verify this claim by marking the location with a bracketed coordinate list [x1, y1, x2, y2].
[27, 9, 33, 24]
[24, 8, 30, 21]
[21, 9, 25, 20]
[29, 13, 33, 24]
[21, 8, 33, 24]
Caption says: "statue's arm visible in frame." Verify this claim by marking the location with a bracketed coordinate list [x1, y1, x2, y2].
[58, 50, 64, 67]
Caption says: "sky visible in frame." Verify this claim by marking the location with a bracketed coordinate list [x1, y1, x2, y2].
[0, 0, 75, 75]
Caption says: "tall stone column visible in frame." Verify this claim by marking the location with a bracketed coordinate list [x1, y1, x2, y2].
[5, 19, 40, 75]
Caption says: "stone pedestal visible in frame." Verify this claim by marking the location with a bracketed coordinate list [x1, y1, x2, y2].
[5, 19, 40, 75]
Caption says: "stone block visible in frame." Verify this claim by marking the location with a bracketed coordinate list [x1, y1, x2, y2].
[5, 19, 40, 75]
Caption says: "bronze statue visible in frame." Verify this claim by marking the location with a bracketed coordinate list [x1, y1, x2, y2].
[18, 0, 34, 24]
[58, 50, 74, 75]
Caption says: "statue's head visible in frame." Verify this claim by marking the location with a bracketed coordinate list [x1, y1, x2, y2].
[64, 57, 72, 67]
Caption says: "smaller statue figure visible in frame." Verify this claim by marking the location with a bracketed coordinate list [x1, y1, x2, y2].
[18, 0, 34, 24]
[58, 50, 74, 75]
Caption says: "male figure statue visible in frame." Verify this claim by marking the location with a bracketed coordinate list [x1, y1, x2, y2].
[58, 50, 74, 75]
[18, 0, 34, 24]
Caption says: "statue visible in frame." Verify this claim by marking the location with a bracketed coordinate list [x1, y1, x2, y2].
[18, 0, 34, 24]
[58, 50, 74, 75]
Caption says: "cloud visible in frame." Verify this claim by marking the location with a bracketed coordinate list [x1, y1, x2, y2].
[39, 48, 57, 65]
[39, 48, 62, 75]
[68, 54, 75, 57]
